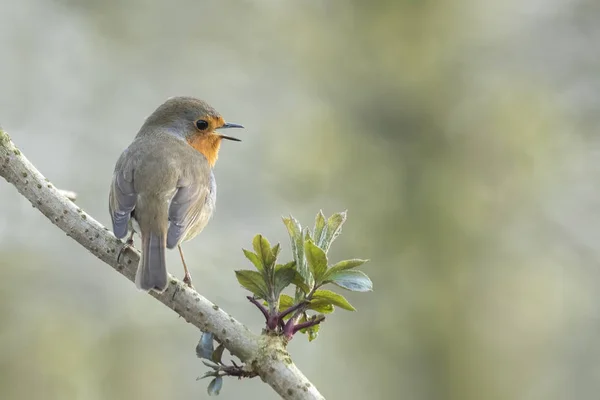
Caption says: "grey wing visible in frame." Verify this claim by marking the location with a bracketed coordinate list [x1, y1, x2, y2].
[109, 151, 137, 239]
[166, 172, 214, 249]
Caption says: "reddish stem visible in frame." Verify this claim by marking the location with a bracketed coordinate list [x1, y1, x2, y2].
[278, 300, 309, 320]
[292, 315, 325, 335]
[246, 296, 269, 321]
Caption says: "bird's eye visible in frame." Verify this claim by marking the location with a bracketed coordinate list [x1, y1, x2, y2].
[196, 120, 209, 130]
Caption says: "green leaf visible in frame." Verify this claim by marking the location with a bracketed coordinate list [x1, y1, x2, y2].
[198, 371, 219, 380]
[303, 226, 313, 241]
[313, 210, 327, 248]
[307, 324, 320, 342]
[234, 270, 268, 298]
[324, 259, 369, 280]
[271, 243, 281, 259]
[322, 211, 347, 252]
[273, 265, 296, 296]
[276, 261, 296, 270]
[326, 270, 373, 292]
[207, 376, 223, 396]
[211, 344, 225, 364]
[304, 239, 328, 284]
[283, 216, 312, 285]
[242, 249, 264, 273]
[202, 359, 220, 369]
[312, 289, 356, 311]
[253, 234, 275, 270]
[307, 300, 335, 314]
[277, 294, 295, 312]
[278, 294, 298, 321]
[282, 216, 302, 241]
[292, 271, 311, 294]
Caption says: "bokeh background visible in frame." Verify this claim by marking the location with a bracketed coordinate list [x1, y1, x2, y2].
[0, 0, 598, 399]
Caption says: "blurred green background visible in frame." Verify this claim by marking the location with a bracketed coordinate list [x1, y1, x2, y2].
[0, 0, 597, 399]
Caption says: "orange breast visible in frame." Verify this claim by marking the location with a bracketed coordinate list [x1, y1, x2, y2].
[187, 134, 222, 167]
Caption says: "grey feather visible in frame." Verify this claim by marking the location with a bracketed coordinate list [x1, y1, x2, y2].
[136, 231, 168, 292]
[166, 172, 215, 249]
[109, 150, 137, 239]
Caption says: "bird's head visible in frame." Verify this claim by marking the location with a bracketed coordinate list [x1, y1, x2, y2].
[142, 96, 243, 166]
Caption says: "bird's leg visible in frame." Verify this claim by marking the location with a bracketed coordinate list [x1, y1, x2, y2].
[178, 244, 194, 289]
[117, 231, 135, 264]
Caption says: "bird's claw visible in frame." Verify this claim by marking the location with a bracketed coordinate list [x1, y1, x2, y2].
[183, 273, 195, 290]
[117, 237, 135, 264]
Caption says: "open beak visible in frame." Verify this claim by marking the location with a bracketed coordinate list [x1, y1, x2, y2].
[217, 122, 244, 142]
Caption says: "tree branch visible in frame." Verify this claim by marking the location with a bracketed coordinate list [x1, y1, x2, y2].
[0, 130, 325, 400]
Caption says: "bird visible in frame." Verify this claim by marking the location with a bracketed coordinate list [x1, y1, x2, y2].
[109, 96, 243, 293]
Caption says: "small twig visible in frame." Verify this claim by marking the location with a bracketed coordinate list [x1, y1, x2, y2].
[279, 287, 323, 340]
[199, 358, 258, 380]
[247, 296, 270, 321]
[58, 188, 77, 202]
[292, 316, 326, 335]
[248, 296, 314, 335]
[220, 364, 259, 379]
[279, 300, 309, 320]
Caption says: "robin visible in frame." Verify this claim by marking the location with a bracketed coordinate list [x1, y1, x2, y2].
[109, 96, 243, 292]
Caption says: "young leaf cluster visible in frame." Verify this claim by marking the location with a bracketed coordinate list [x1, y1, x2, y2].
[235, 210, 372, 341]
[235, 234, 297, 316]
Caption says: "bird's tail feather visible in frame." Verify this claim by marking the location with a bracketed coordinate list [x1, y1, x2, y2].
[136, 231, 168, 293]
